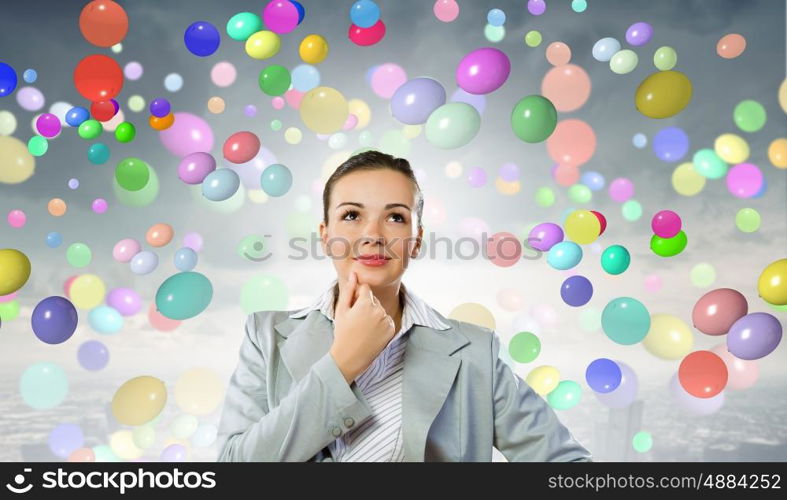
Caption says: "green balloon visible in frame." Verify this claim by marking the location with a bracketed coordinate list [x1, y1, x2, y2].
[0, 299, 21, 322]
[270, 119, 282, 131]
[378, 129, 411, 157]
[535, 186, 555, 207]
[508, 331, 541, 363]
[546, 380, 582, 410]
[78, 119, 103, 140]
[240, 274, 288, 315]
[632, 431, 653, 453]
[735, 207, 761, 233]
[113, 165, 159, 207]
[621, 200, 642, 221]
[259, 65, 291, 96]
[601, 244, 631, 275]
[650, 230, 687, 257]
[511, 95, 557, 143]
[579, 307, 601, 332]
[568, 184, 592, 204]
[733, 99, 767, 133]
[525, 30, 542, 47]
[692, 148, 728, 179]
[115, 122, 136, 143]
[602, 296, 650, 345]
[155, 272, 214, 320]
[653, 46, 677, 71]
[610, 49, 638, 74]
[690, 262, 716, 287]
[226, 12, 263, 41]
[66, 242, 92, 268]
[358, 130, 373, 146]
[27, 135, 48, 156]
[484, 24, 505, 43]
[115, 157, 150, 191]
[425, 102, 480, 149]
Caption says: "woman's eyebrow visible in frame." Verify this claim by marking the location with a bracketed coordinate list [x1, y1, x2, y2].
[335, 202, 411, 210]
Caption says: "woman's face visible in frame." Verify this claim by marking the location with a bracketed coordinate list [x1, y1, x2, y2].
[320, 168, 422, 290]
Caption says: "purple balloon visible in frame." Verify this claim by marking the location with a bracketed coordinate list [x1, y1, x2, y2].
[652, 126, 689, 162]
[159, 112, 214, 157]
[77, 340, 109, 371]
[726, 163, 763, 199]
[450, 87, 487, 114]
[527, 0, 546, 16]
[626, 22, 654, 46]
[560, 275, 593, 307]
[106, 288, 142, 316]
[48, 423, 84, 458]
[467, 167, 487, 187]
[669, 373, 725, 415]
[727, 312, 782, 360]
[178, 152, 217, 184]
[36, 113, 61, 138]
[594, 361, 638, 408]
[149, 98, 171, 118]
[586, 358, 622, 393]
[498, 162, 520, 181]
[31, 296, 78, 345]
[608, 177, 634, 202]
[528, 222, 564, 252]
[390, 78, 446, 125]
[456, 47, 511, 95]
[160, 444, 187, 462]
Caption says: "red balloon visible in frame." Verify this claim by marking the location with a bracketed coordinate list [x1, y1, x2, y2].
[590, 210, 607, 235]
[74, 54, 124, 101]
[678, 351, 728, 398]
[79, 0, 129, 48]
[90, 100, 118, 122]
[223, 131, 261, 164]
[348, 20, 386, 46]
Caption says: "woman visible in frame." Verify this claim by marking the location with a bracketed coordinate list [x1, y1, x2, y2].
[216, 150, 591, 462]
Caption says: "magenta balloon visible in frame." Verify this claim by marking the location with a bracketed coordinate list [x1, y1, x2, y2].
[594, 361, 638, 408]
[651, 209, 682, 238]
[263, 0, 300, 34]
[105, 288, 142, 317]
[727, 312, 783, 360]
[528, 222, 564, 252]
[668, 373, 725, 415]
[36, 113, 62, 138]
[178, 152, 216, 184]
[159, 112, 214, 158]
[692, 288, 748, 335]
[455, 47, 511, 95]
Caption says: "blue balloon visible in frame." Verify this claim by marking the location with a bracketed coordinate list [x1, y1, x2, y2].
[592, 37, 621, 62]
[390, 77, 447, 125]
[291, 64, 320, 92]
[0, 61, 18, 97]
[580, 170, 605, 191]
[77, 340, 109, 371]
[585, 358, 622, 393]
[31, 296, 78, 345]
[23, 68, 37, 83]
[155, 271, 213, 320]
[365, 64, 379, 86]
[350, 0, 380, 28]
[184, 21, 221, 57]
[130, 250, 159, 275]
[291, 0, 305, 24]
[487, 8, 506, 26]
[261, 163, 293, 197]
[547, 241, 583, 270]
[87, 142, 110, 165]
[65, 106, 89, 127]
[88, 306, 124, 334]
[48, 423, 84, 458]
[652, 126, 689, 162]
[752, 175, 767, 198]
[560, 275, 593, 307]
[202, 168, 240, 201]
[46, 232, 63, 248]
[632, 133, 647, 148]
[174, 247, 198, 272]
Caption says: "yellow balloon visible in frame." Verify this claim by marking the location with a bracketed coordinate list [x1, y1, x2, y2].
[643, 314, 694, 360]
[526, 365, 560, 396]
[779, 78, 787, 114]
[69, 274, 106, 309]
[245, 30, 281, 60]
[714, 133, 750, 164]
[402, 124, 422, 139]
[175, 368, 223, 415]
[299, 34, 329, 64]
[768, 138, 787, 169]
[0, 248, 31, 296]
[0, 136, 35, 184]
[672, 161, 706, 196]
[299, 86, 349, 134]
[109, 430, 144, 460]
[347, 98, 371, 130]
[448, 302, 496, 330]
[758, 258, 787, 305]
[495, 177, 521, 195]
[564, 209, 600, 244]
[284, 126, 302, 144]
[112, 376, 167, 426]
[635, 70, 692, 119]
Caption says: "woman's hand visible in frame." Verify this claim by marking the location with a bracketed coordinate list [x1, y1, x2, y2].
[329, 271, 396, 383]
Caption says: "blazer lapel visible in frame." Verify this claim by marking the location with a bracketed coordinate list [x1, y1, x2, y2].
[276, 310, 334, 383]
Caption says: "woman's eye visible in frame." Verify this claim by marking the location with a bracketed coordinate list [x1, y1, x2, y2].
[342, 210, 358, 221]
[390, 213, 406, 223]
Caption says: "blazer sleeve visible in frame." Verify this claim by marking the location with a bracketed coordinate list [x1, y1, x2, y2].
[490, 331, 593, 462]
[216, 312, 373, 462]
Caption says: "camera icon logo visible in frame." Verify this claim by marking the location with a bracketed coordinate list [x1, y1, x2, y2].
[5, 468, 33, 494]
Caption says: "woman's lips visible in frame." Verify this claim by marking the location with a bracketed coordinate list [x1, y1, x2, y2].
[354, 256, 391, 267]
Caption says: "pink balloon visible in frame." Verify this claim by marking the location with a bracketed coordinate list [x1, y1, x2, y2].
[0, 291, 18, 303]
[182, 232, 204, 252]
[370, 63, 407, 99]
[113, 238, 141, 263]
[159, 112, 214, 158]
[455, 47, 510, 95]
[149, 303, 181, 332]
[223, 131, 261, 164]
[692, 288, 748, 336]
[271, 96, 285, 110]
[644, 274, 663, 292]
[710, 343, 759, 390]
[545, 42, 571, 66]
[726, 163, 763, 198]
[546, 119, 596, 168]
[433, 0, 459, 22]
[106, 288, 142, 316]
[487, 232, 522, 268]
[210, 61, 237, 87]
[342, 114, 358, 131]
[263, 0, 300, 34]
[540, 64, 590, 112]
[608, 177, 634, 202]
[284, 89, 304, 109]
[651, 210, 681, 238]
[554, 164, 580, 187]
[7, 209, 26, 228]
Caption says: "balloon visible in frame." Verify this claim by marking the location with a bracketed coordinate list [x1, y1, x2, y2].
[546, 119, 596, 168]
[592, 37, 620, 62]
[174, 248, 198, 272]
[758, 259, 787, 305]
[160, 444, 187, 462]
[78, 340, 109, 370]
[106, 288, 142, 316]
[607, 177, 634, 203]
[184, 21, 220, 57]
[564, 209, 600, 244]
[111, 376, 167, 425]
[78, 119, 103, 139]
[546, 380, 581, 410]
[348, 20, 386, 46]
[727, 312, 782, 360]
[68, 448, 95, 462]
[540, 64, 591, 112]
[148, 302, 181, 332]
[263, 0, 300, 34]
[710, 344, 759, 391]
[717, 33, 746, 59]
[735, 207, 761, 233]
[609, 49, 638, 74]
[202, 168, 241, 201]
[0, 136, 35, 184]
[183, 232, 204, 252]
[602, 297, 650, 345]
[175, 368, 223, 415]
[149, 113, 174, 131]
[114, 122, 135, 143]
[507, 331, 540, 363]
[669, 373, 724, 415]
[66, 107, 90, 127]
[87, 142, 110, 165]
[92, 196, 108, 213]
[299, 34, 329, 64]
[726, 163, 762, 199]
[650, 230, 687, 257]
[545, 41, 571, 66]
[69, 274, 105, 309]
[178, 152, 216, 184]
[692, 288, 748, 335]
[49, 424, 85, 459]
[20, 362, 69, 409]
[390, 78, 446, 125]
[424, 102, 480, 149]
[159, 112, 214, 157]
[560, 275, 593, 307]
[259, 64, 291, 96]
[130, 251, 158, 275]
[600, 245, 630, 275]
[245, 30, 281, 59]
[678, 351, 727, 398]
[31, 296, 78, 344]
[0, 61, 17, 96]
[546, 241, 582, 270]
[115, 157, 150, 191]
[79, 1, 128, 47]
[643, 314, 694, 360]
[0, 248, 31, 295]
[714, 133, 749, 164]
[16, 86, 45, 112]
[652, 126, 689, 162]
[625, 22, 653, 46]
[434, 0, 459, 22]
[36, 113, 61, 138]
[733, 99, 766, 133]
[73, 54, 123, 102]
[88, 305, 123, 334]
[590, 211, 607, 237]
[149, 98, 170, 118]
[525, 30, 542, 47]
[528, 0, 546, 15]
[585, 358, 621, 393]
[692, 148, 727, 179]
[261, 163, 293, 197]
[525, 365, 560, 396]
[27, 135, 48, 157]
[155, 272, 213, 320]
[527, 222, 563, 252]
[112, 238, 140, 263]
[653, 46, 677, 70]
[299, 86, 348, 134]
[456, 47, 510, 94]
[46, 232, 63, 248]
[370, 63, 407, 98]
[650, 210, 681, 238]
[510, 95, 557, 143]
[635, 70, 692, 119]
[351, 0, 380, 28]
[223, 131, 260, 164]
[594, 361, 638, 408]
[226, 12, 262, 41]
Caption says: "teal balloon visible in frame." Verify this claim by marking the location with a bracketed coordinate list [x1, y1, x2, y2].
[87, 142, 110, 165]
[155, 272, 213, 320]
[692, 148, 727, 179]
[424, 102, 481, 149]
[547, 241, 583, 270]
[88, 305, 124, 334]
[510, 95, 557, 143]
[546, 380, 582, 410]
[602, 297, 651, 345]
[601, 244, 630, 275]
[226, 12, 263, 41]
[260, 163, 293, 197]
[20, 362, 68, 409]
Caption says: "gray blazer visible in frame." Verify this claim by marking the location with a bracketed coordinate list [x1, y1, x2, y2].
[216, 307, 592, 462]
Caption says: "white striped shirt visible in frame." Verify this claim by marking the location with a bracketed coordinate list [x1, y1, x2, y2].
[288, 279, 451, 462]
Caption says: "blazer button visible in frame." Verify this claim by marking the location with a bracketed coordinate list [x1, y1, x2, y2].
[344, 417, 355, 428]
[331, 426, 342, 437]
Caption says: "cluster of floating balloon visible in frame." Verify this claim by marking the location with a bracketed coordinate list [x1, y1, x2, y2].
[649, 210, 687, 257]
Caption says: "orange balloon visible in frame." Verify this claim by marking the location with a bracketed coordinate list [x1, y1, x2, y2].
[79, 0, 129, 48]
[48, 198, 67, 217]
[768, 138, 787, 169]
[546, 119, 596, 168]
[148, 302, 181, 332]
[545, 42, 571, 66]
[146, 223, 173, 247]
[68, 447, 96, 462]
[678, 350, 728, 398]
[554, 164, 580, 187]
[149, 113, 175, 131]
[541, 64, 591, 112]
[716, 33, 746, 59]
